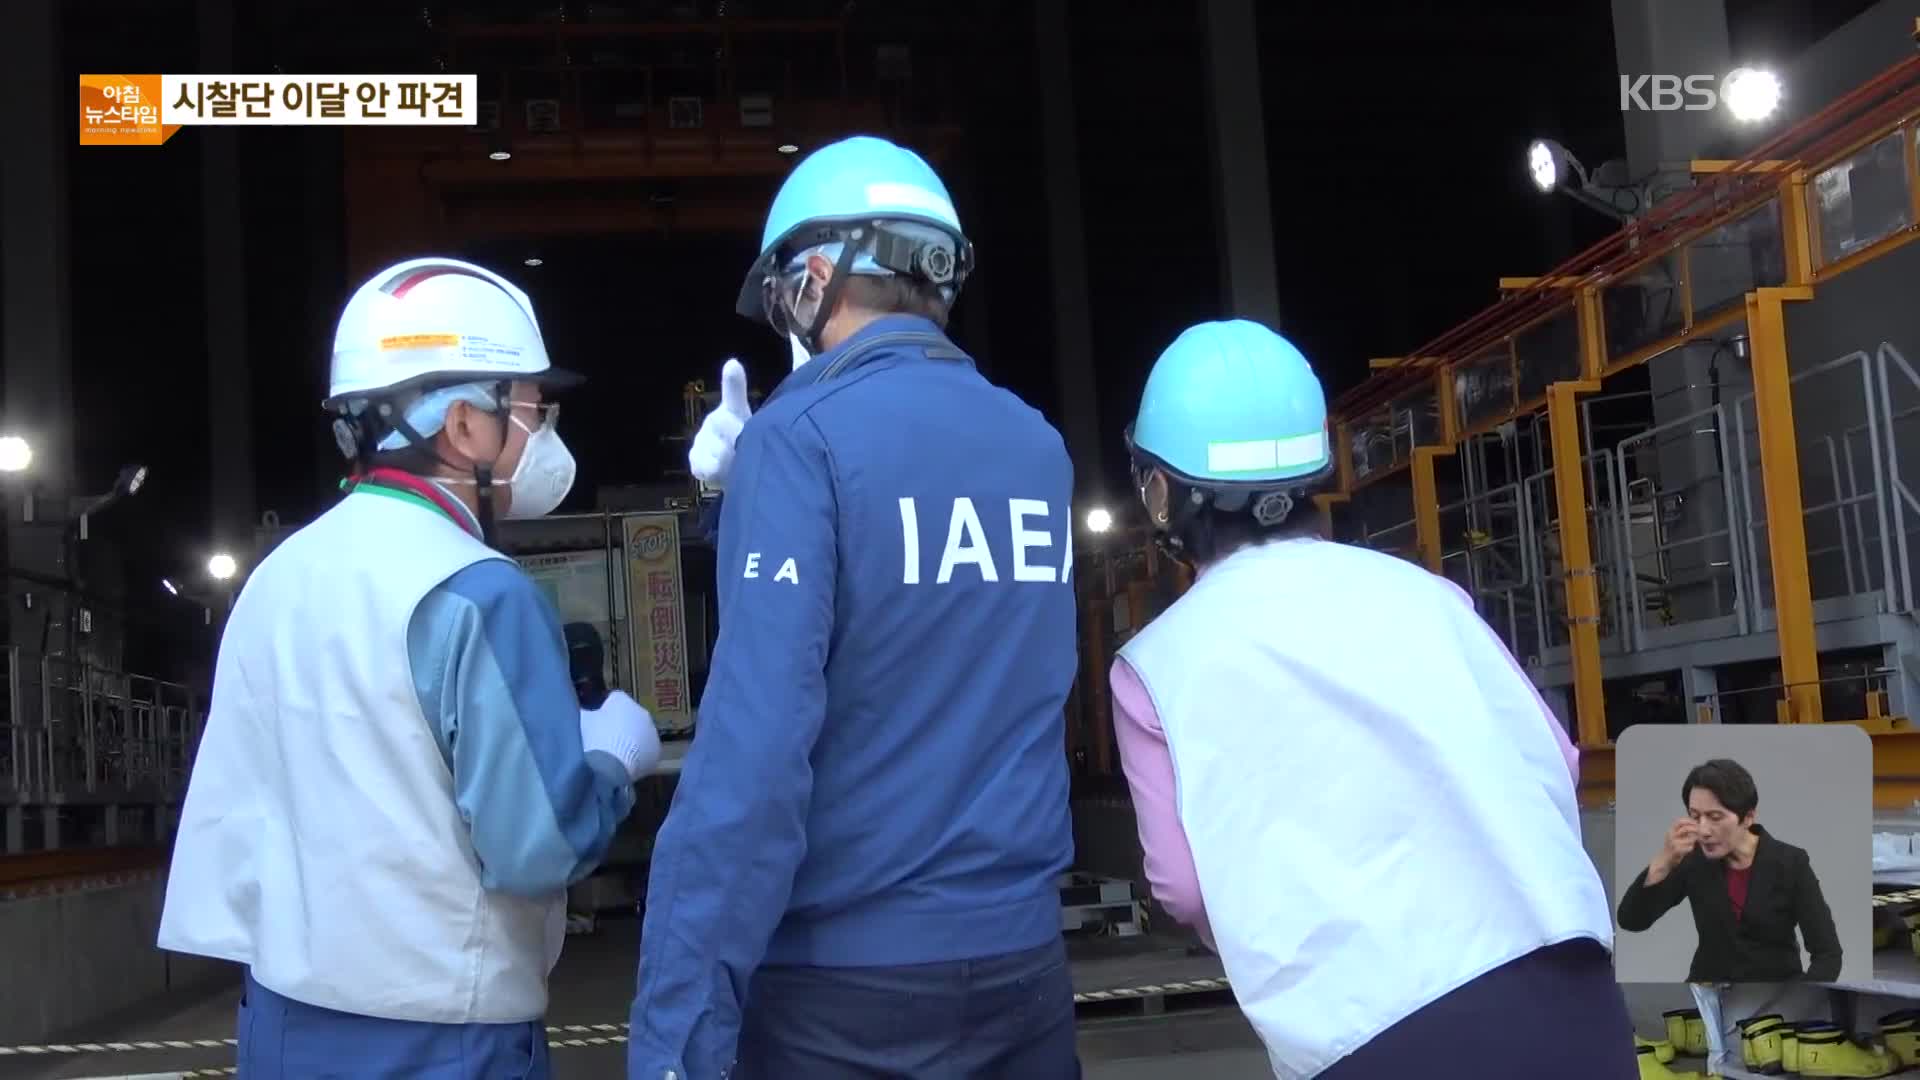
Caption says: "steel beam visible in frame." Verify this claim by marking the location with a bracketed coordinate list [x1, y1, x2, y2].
[1547, 379, 1608, 747]
[201, 0, 256, 563]
[1034, 0, 1104, 493]
[0, 0, 76, 696]
[1200, 0, 1280, 329]
[1745, 285, 1821, 723]
[1411, 448, 1446, 575]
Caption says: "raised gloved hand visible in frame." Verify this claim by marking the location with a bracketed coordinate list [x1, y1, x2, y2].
[578, 690, 662, 783]
[688, 358, 751, 491]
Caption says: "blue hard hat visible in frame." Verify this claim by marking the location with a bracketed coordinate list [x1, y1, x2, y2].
[735, 135, 972, 323]
[1127, 320, 1333, 487]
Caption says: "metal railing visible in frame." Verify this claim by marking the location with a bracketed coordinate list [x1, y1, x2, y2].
[1450, 342, 1920, 664]
[1, 649, 203, 805]
[1694, 668, 1897, 726]
[1528, 447, 1634, 654]
[1332, 53, 1920, 429]
[1611, 400, 1750, 646]
[1875, 342, 1920, 615]
[1443, 435, 1634, 663]
[1439, 477, 1544, 662]
[1726, 344, 1919, 622]
[1356, 517, 1419, 565]
[1422, 348, 1913, 645]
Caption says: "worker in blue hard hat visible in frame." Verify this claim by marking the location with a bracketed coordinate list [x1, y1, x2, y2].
[1109, 320, 1637, 1079]
[631, 135, 1082, 1079]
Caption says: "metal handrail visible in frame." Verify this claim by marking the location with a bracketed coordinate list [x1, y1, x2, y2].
[1877, 343, 1920, 614]
[1610, 400, 1749, 644]
[3, 648, 204, 804]
[1336, 54, 1920, 421]
[1693, 668, 1895, 708]
[1439, 477, 1543, 659]
[1724, 349, 1908, 620]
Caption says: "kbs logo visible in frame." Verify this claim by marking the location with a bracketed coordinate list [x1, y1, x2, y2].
[1619, 68, 1781, 120]
[629, 525, 673, 560]
[1619, 74, 1720, 112]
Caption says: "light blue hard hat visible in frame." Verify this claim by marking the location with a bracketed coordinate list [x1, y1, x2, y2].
[734, 135, 973, 325]
[1127, 320, 1334, 488]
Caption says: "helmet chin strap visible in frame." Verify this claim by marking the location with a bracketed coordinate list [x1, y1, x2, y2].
[473, 462, 498, 547]
[463, 387, 514, 547]
[1154, 485, 1215, 568]
[348, 381, 512, 546]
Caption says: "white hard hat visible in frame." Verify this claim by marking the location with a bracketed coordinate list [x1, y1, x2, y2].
[327, 257, 580, 406]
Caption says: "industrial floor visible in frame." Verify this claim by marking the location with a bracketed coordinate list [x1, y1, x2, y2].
[4, 911, 1711, 1080]
[3, 922, 1278, 1080]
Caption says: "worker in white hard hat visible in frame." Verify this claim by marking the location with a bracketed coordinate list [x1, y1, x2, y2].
[158, 257, 660, 1078]
[1110, 320, 1635, 1079]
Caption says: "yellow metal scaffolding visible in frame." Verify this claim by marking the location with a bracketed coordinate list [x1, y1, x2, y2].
[1317, 48, 1920, 803]
[1069, 48, 1920, 806]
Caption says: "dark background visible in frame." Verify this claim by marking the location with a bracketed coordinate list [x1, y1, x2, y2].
[32, 0, 1882, 678]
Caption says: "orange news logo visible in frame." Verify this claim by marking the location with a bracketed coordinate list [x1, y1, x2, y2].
[79, 75, 180, 147]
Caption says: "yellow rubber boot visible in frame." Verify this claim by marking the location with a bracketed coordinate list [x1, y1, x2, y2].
[1739, 1014, 1788, 1074]
[1794, 1024, 1898, 1078]
[1784, 1023, 1802, 1073]
[1878, 1010, 1920, 1068]
[1666, 1008, 1711, 1057]
[1666, 1009, 1695, 1052]
[1637, 1042, 1704, 1080]
[1638, 1035, 1678, 1064]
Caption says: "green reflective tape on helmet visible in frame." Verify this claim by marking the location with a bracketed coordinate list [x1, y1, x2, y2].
[1205, 432, 1331, 475]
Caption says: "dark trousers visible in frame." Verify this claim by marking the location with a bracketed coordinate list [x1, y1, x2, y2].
[1319, 939, 1637, 1079]
[733, 937, 1081, 1079]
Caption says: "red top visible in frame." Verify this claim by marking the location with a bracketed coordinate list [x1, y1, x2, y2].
[1726, 864, 1753, 920]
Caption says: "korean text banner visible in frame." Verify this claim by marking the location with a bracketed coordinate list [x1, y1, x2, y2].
[80, 74, 479, 145]
[623, 513, 693, 736]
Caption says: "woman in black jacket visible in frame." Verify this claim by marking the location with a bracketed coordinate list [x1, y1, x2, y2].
[1617, 758, 1842, 982]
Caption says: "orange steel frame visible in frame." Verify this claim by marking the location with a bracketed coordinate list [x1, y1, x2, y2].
[1318, 47, 1920, 807]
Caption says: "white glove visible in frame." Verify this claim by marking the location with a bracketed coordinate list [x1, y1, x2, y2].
[578, 690, 661, 783]
[688, 358, 751, 491]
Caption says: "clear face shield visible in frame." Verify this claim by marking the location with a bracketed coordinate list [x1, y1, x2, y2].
[757, 265, 813, 337]
[747, 223, 972, 367]
[758, 259, 826, 370]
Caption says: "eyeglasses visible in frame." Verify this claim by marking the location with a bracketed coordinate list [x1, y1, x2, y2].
[512, 401, 560, 432]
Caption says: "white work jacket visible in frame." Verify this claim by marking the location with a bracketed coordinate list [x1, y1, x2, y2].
[158, 489, 566, 1023]
[1118, 538, 1613, 1078]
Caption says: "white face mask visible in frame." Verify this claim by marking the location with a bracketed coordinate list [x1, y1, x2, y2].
[789, 332, 812, 371]
[502, 413, 575, 518]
